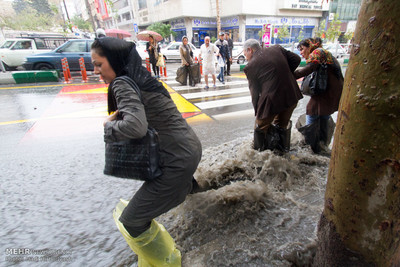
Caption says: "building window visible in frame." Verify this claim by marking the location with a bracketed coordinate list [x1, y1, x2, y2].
[122, 12, 131, 21]
[138, 0, 147, 9]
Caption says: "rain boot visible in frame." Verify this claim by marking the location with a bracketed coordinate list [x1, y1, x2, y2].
[276, 121, 292, 152]
[296, 114, 321, 153]
[113, 199, 181, 267]
[319, 116, 336, 148]
[253, 125, 280, 151]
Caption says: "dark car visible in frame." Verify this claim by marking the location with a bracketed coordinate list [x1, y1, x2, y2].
[23, 39, 94, 71]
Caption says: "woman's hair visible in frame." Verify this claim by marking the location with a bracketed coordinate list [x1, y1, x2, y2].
[182, 36, 188, 42]
[297, 39, 311, 50]
[313, 37, 323, 47]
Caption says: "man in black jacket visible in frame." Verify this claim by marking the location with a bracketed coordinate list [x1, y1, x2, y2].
[225, 33, 233, 76]
[215, 32, 230, 84]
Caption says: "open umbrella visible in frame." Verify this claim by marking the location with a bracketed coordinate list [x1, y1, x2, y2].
[136, 31, 163, 42]
[105, 29, 132, 39]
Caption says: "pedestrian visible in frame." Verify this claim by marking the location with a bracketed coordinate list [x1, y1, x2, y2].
[179, 36, 195, 86]
[224, 32, 233, 76]
[243, 39, 303, 152]
[199, 36, 219, 90]
[294, 38, 344, 153]
[214, 32, 230, 84]
[146, 35, 160, 78]
[91, 37, 202, 266]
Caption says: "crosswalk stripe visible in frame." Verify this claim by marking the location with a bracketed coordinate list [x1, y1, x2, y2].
[212, 109, 254, 120]
[162, 75, 253, 120]
[166, 80, 248, 91]
[182, 87, 249, 99]
[195, 96, 251, 110]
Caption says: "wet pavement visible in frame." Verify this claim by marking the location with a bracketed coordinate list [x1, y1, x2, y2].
[0, 61, 346, 266]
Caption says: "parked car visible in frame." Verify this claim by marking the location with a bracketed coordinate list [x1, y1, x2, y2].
[323, 43, 348, 58]
[160, 42, 200, 61]
[1, 39, 52, 70]
[231, 43, 246, 64]
[23, 39, 94, 71]
[1, 35, 76, 70]
[134, 40, 148, 61]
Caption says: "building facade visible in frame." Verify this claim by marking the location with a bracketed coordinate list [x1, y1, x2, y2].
[97, 0, 330, 46]
[328, 0, 361, 39]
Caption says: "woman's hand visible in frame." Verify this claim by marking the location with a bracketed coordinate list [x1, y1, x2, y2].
[103, 110, 119, 127]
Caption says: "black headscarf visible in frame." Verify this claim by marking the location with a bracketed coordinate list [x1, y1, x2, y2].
[91, 37, 170, 113]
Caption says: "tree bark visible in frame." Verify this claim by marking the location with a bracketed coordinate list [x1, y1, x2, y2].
[314, 0, 400, 266]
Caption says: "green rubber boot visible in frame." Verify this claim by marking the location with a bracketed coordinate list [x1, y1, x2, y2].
[113, 199, 181, 267]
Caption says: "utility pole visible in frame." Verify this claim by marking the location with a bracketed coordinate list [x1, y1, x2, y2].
[216, 0, 221, 34]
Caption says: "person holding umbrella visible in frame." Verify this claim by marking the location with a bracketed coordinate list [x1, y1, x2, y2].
[146, 35, 161, 78]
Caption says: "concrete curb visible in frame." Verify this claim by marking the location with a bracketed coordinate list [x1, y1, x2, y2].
[0, 70, 60, 85]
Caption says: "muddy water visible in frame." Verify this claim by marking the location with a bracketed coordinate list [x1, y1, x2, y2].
[1, 98, 333, 267]
[165, 134, 330, 266]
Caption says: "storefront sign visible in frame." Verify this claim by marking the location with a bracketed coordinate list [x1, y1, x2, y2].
[247, 16, 318, 27]
[192, 18, 217, 28]
[263, 24, 271, 47]
[281, 0, 329, 10]
[221, 16, 239, 28]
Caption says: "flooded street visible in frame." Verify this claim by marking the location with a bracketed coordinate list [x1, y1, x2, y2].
[0, 65, 340, 266]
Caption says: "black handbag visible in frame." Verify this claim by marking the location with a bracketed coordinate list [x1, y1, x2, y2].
[103, 76, 163, 181]
[175, 66, 187, 85]
[301, 49, 329, 96]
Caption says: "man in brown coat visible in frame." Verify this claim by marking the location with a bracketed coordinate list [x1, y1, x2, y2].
[243, 39, 303, 151]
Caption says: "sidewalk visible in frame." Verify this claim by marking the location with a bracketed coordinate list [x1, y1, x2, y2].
[0, 72, 16, 85]
[0, 63, 245, 86]
[0, 70, 104, 86]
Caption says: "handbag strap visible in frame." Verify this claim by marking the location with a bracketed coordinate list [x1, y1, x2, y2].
[114, 76, 143, 103]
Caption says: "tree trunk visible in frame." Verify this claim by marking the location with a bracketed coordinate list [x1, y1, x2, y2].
[216, 0, 221, 34]
[314, 0, 400, 266]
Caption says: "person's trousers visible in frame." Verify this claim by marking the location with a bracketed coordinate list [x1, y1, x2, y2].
[306, 114, 331, 125]
[226, 58, 231, 75]
[217, 67, 224, 82]
[255, 104, 297, 133]
[151, 62, 159, 76]
[184, 65, 194, 86]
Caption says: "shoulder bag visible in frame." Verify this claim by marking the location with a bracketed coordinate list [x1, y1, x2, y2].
[301, 49, 329, 96]
[104, 76, 163, 181]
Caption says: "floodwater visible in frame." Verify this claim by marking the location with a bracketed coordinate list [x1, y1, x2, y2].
[1, 86, 336, 266]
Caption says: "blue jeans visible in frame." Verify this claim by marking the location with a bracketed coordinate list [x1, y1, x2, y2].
[306, 115, 331, 125]
[217, 67, 224, 82]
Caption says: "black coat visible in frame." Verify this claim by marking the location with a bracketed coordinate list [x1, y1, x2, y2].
[244, 45, 303, 120]
[146, 42, 160, 64]
[215, 39, 230, 59]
